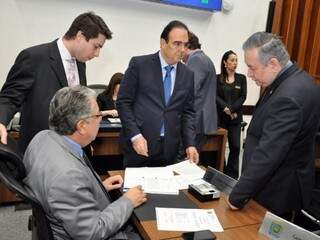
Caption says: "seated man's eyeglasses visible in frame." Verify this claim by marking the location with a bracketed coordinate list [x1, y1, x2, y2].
[80, 111, 103, 121]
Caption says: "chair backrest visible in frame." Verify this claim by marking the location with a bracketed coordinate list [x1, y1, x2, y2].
[87, 84, 107, 95]
[0, 136, 54, 240]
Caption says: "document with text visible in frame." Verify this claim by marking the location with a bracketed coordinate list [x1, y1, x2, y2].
[156, 207, 223, 232]
[124, 167, 179, 194]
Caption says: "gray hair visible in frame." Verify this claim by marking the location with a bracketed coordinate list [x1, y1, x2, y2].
[49, 85, 96, 135]
[242, 32, 289, 66]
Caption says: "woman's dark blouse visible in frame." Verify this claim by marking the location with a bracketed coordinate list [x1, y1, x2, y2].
[216, 73, 247, 125]
[97, 90, 116, 111]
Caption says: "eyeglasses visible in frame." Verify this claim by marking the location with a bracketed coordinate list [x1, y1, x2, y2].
[80, 111, 103, 121]
[170, 41, 189, 49]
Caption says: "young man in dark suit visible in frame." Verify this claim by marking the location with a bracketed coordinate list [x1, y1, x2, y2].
[117, 20, 199, 167]
[228, 32, 320, 220]
[0, 12, 112, 152]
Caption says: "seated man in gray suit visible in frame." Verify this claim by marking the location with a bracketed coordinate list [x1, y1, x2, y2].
[23, 86, 147, 239]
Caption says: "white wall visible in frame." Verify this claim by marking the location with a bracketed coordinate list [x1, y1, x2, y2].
[0, 0, 270, 105]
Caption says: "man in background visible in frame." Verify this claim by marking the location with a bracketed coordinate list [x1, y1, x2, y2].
[0, 12, 112, 152]
[228, 32, 320, 220]
[24, 86, 146, 239]
[117, 20, 198, 167]
[183, 31, 218, 151]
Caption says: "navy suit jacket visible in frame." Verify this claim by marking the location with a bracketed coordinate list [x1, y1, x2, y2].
[229, 64, 320, 215]
[0, 40, 86, 151]
[117, 52, 195, 165]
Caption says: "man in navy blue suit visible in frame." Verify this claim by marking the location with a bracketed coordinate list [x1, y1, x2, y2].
[117, 20, 198, 167]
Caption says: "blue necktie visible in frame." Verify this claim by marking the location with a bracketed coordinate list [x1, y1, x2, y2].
[164, 65, 173, 105]
[160, 65, 173, 136]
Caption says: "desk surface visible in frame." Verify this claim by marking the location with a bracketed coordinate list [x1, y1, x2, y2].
[108, 170, 268, 240]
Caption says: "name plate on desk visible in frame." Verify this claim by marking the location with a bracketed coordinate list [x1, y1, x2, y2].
[259, 211, 320, 240]
[203, 166, 237, 195]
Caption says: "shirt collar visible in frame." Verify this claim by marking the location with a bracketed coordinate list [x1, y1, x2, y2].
[57, 38, 74, 61]
[63, 136, 83, 157]
[277, 60, 293, 77]
[158, 51, 177, 70]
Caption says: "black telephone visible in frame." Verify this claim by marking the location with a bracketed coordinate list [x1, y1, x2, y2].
[182, 230, 216, 240]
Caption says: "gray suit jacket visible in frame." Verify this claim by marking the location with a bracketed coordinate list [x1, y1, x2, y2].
[186, 50, 217, 134]
[23, 130, 134, 240]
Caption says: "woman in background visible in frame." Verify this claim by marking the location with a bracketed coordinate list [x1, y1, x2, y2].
[217, 50, 247, 179]
[97, 72, 124, 117]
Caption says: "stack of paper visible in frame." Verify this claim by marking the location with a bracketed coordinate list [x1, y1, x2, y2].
[168, 160, 205, 189]
[124, 161, 207, 194]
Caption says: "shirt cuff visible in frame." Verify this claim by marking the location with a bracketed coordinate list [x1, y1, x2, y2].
[131, 134, 142, 142]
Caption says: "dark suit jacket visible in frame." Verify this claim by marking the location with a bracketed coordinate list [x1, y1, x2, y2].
[0, 40, 86, 151]
[216, 73, 247, 125]
[229, 64, 320, 215]
[186, 50, 217, 135]
[117, 52, 195, 166]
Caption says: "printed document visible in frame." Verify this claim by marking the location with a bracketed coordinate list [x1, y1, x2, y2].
[156, 208, 223, 232]
[124, 167, 179, 194]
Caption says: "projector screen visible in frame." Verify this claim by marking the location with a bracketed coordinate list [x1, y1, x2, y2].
[145, 0, 222, 11]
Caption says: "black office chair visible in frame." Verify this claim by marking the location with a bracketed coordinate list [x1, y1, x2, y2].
[0, 136, 54, 240]
[87, 84, 107, 95]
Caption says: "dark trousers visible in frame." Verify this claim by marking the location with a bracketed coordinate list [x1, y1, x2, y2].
[223, 123, 241, 179]
[123, 138, 172, 167]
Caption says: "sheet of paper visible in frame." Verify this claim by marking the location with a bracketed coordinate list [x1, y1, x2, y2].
[124, 167, 178, 194]
[168, 160, 205, 179]
[107, 117, 121, 123]
[141, 177, 179, 194]
[156, 208, 223, 232]
[173, 175, 204, 190]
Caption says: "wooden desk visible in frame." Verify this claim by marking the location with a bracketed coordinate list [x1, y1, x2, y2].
[108, 170, 267, 240]
[93, 128, 228, 171]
